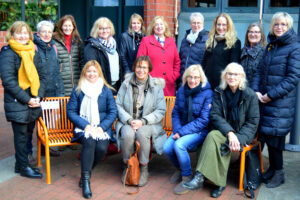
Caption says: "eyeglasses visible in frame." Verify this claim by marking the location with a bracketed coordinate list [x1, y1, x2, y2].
[40, 30, 53, 35]
[216, 23, 227, 27]
[226, 72, 241, 77]
[99, 27, 110, 31]
[187, 76, 200, 81]
[248, 31, 261, 34]
[136, 66, 148, 71]
[274, 23, 287, 28]
[192, 21, 202, 25]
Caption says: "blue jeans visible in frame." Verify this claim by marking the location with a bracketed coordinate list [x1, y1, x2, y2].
[163, 133, 205, 176]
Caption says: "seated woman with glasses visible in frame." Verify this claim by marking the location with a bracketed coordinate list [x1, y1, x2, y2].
[163, 64, 213, 195]
[182, 63, 259, 198]
[115, 56, 166, 187]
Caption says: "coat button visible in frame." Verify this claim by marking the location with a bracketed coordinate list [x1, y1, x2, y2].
[163, 61, 166, 64]
[162, 50, 165, 53]
[163, 73, 166, 75]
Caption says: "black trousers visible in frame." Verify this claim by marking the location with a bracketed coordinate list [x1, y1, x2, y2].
[11, 121, 35, 169]
[268, 145, 283, 170]
[81, 137, 109, 172]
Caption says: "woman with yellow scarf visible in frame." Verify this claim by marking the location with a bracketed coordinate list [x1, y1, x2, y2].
[0, 21, 47, 179]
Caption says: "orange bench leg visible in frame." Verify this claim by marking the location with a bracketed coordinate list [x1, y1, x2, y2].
[258, 142, 264, 173]
[37, 139, 42, 167]
[239, 148, 248, 191]
[45, 144, 51, 184]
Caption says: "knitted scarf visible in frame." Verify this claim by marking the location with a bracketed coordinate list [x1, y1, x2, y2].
[224, 87, 241, 131]
[186, 29, 200, 44]
[8, 39, 40, 97]
[183, 83, 202, 125]
[74, 78, 110, 140]
[98, 36, 116, 54]
[213, 34, 225, 48]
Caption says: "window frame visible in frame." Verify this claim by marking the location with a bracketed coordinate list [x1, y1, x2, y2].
[181, 0, 221, 12]
[263, 0, 299, 14]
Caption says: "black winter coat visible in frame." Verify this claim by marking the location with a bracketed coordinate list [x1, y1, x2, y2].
[53, 38, 83, 96]
[202, 39, 241, 90]
[179, 29, 208, 76]
[0, 46, 47, 123]
[252, 29, 300, 137]
[210, 87, 260, 145]
[119, 32, 143, 74]
[33, 34, 64, 97]
[240, 44, 265, 86]
[84, 37, 123, 91]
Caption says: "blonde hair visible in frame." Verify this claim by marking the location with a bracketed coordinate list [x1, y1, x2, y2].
[77, 60, 115, 93]
[147, 16, 171, 37]
[90, 17, 115, 38]
[220, 62, 247, 90]
[269, 12, 293, 35]
[182, 64, 207, 88]
[5, 21, 33, 42]
[206, 13, 237, 50]
[128, 13, 146, 35]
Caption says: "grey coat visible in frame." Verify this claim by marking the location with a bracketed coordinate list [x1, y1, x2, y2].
[115, 73, 167, 154]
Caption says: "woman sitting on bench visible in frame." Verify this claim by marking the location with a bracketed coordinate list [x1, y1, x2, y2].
[67, 60, 117, 199]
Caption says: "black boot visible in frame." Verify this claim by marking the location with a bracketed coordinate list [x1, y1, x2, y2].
[262, 167, 275, 183]
[82, 171, 92, 199]
[20, 166, 43, 179]
[266, 169, 285, 188]
[182, 171, 204, 190]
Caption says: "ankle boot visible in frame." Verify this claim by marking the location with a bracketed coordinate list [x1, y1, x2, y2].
[138, 164, 149, 187]
[82, 171, 92, 199]
[183, 171, 204, 190]
[262, 167, 275, 183]
[266, 169, 285, 188]
[173, 175, 193, 195]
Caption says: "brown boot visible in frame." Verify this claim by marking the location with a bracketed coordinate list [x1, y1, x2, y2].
[174, 175, 193, 195]
[138, 164, 149, 187]
[170, 169, 182, 184]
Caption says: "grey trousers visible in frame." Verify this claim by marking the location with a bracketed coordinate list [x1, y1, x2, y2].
[120, 125, 152, 164]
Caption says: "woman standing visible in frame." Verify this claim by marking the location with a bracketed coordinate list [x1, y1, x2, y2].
[0, 21, 47, 178]
[67, 60, 117, 198]
[202, 13, 241, 90]
[252, 12, 300, 188]
[179, 13, 208, 79]
[119, 13, 145, 75]
[116, 56, 166, 187]
[137, 16, 181, 96]
[183, 63, 259, 198]
[241, 22, 267, 86]
[84, 17, 122, 93]
[163, 64, 213, 195]
[53, 15, 83, 96]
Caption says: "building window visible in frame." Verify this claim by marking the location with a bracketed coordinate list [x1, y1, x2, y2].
[94, 0, 119, 6]
[0, 0, 58, 31]
[126, 0, 143, 6]
[188, 0, 216, 8]
[270, 0, 298, 7]
[228, 0, 257, 7]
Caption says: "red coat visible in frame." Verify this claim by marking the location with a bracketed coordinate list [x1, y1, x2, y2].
[137, 35, 180, 96]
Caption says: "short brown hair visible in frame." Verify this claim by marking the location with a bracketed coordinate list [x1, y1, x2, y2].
[5, 21, 33, 42]
[133, 56, 153, 72]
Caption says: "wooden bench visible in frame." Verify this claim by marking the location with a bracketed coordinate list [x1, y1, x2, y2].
[36, 96, 263, 191]
[36, 96, 176, 184]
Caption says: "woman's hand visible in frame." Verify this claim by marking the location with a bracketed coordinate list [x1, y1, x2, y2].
[256, 92, 264, 103]
[97, 127, 104, 134]
[28, 97, 41, 108]
[130, 120, 143, 132]
[228, 131, 240, 152]
[172, 133, 181, 140]
[84, 125, 93, 133]
[261, 94, 271, 103]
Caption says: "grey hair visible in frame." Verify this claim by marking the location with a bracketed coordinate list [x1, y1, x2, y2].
[270, 12, 293, 35]
[36, 20, 54, 33]
[190, 12, 204, 24]
[219, 62, 247, 90]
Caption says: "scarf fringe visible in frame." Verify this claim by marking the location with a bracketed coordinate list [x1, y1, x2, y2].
[84, 129, 110, 141]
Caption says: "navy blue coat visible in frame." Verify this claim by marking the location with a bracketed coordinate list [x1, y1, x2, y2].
[172, 82, 213, 138]
[66, 85, 118, 142]
[252, 29, 300, 136]
[179, 29, 208, 76]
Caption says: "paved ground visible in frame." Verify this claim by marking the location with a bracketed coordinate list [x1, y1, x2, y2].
[0, 95, 299, 200]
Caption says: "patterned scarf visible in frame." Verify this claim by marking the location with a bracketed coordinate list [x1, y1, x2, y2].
[98, 36, 116, 54]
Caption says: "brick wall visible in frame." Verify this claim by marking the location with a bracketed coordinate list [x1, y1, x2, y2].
[144, 0, 180, 37]
[0, 31, 7, 50]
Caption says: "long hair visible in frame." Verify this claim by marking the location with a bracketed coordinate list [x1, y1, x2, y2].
[77, 60, 115, 94]
[219, 62, 247, 90]
[206, 13, 237, 50]
[128, 13, 146, 35]
[244, 22, 267, 47]
[53, 15, 82, 44]
[182, 64, 207, 88]
[147, 16, 171, 37]
[90, 17, 115, 38]
[5, 21, 33, 42]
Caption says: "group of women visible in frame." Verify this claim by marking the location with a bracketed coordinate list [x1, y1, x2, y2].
[0, 10, 299, 199]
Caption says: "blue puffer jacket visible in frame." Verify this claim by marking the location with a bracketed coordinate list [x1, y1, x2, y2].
[66, 85, 118, 142]
[172, 82, 213, 137]
[252, 29, 300, 136]
[179, 29, 208, 76]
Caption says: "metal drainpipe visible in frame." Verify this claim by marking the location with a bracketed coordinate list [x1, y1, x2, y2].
[285, 4, 300, 152]
[21, 0, 25, 21]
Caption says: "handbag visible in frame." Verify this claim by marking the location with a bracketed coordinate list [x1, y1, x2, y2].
[243, 147, 262, 199]
[123, 140, 140, 194]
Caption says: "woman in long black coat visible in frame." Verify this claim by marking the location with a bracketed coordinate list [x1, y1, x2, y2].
[252, 12, 300, 188]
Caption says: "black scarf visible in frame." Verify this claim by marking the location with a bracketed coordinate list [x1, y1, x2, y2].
[224, 87, 241, 131]
[129, 31, 143, 50]
[183, 83, 202, 125]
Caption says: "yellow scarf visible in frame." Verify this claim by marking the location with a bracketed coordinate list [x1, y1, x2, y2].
[8, 39, 40, 97]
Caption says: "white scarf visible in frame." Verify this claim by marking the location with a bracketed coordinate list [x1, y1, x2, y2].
[186, 29, 201, 44]
[74, 78, 110, 140]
